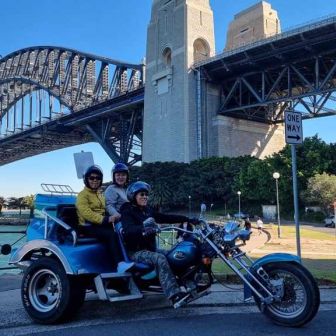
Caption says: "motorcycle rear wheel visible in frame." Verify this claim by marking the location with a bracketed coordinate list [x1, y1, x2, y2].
[21, 257, 86, 324]
[253, 262, 320, 327]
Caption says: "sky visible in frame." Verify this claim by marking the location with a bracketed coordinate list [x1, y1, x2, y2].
[1, 0, 336, 198]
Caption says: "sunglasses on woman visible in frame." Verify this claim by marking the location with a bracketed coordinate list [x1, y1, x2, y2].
[88, 176, 101, 181]
[138, 192, 148, 197]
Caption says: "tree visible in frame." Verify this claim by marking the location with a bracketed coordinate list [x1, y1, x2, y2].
[149, 180, 172, 211]
[23, 195, 35, 218]
[6, 197, 25, 215]
[303, 173, 336, 214]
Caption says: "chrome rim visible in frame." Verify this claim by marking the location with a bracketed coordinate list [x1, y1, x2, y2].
[268, 270, 307, 318]
[28, 269, 61, 313]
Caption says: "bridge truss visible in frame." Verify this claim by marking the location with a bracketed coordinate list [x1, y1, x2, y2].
[198, 16, 336, 124]
[0, 46, 144, 166]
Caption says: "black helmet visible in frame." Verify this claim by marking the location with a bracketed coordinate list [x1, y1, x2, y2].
[112, 162, 129, 184]
[83, 165, 103, 189]
[126, 181, 150, 203]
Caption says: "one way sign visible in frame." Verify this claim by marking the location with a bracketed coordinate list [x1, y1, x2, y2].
[284, 111, 303, 145]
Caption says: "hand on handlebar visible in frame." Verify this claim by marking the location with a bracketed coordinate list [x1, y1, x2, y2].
[142, 227, 157, 236]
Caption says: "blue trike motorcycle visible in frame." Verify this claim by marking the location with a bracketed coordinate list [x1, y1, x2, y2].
[6, 193, 320, 327]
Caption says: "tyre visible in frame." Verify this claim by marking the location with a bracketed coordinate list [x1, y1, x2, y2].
[21, 257, 86, 324]
[253, 262, 320, 327]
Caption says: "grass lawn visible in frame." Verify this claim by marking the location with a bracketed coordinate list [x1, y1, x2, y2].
[211, 256, 336, 284]
[156, 221, 336, 284]
[212, 223, 336, 284]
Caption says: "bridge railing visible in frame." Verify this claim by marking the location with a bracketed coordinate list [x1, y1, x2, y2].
[0, 46, 144, 138]
[195, 14, 336, 68]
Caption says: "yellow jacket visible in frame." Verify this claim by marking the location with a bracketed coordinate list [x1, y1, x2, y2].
[76, 187, 106, 225]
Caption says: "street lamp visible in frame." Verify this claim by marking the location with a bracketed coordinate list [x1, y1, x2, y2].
[210, 203, 214, 217]
[237, 191, 241, 219]
[273, 172, 281, 238]
[188, 195, 191, 218]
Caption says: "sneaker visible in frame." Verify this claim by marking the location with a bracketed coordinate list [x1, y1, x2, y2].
[117, 261, 135, 273]
[170, 292, 190, 308]
[196, 282, 210, 293]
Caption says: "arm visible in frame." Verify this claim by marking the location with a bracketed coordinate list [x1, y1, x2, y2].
[153, 212, 188, 225]
[76, 192, 106, 225]
[121, 206, 144, 238]
[105, 185, 120, 216]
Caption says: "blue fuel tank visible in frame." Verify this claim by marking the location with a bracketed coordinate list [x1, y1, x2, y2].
[166, 240, 201, 271]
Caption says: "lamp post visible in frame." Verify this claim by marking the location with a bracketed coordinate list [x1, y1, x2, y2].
[273, 172, 281, 238]
[237, 191, 241, 219]
[210, 203, 214, 217]
[188, 195, 191, 218]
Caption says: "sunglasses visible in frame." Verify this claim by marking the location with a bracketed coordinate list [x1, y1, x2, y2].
[138, 192, 148, 197]
[88, 176, 101, 181]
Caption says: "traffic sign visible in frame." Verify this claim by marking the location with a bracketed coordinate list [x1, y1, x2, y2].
[284, 111, 303, 144]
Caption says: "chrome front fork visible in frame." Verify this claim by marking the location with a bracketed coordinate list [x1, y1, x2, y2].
[202, 235, 278, 304]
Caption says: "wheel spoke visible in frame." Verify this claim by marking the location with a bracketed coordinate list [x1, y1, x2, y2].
[268, 270, 307, 318]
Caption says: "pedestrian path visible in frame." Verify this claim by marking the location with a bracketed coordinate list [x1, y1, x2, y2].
[240, 228, 269, 253]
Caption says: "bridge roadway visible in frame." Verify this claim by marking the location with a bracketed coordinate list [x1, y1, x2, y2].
[197, 15, 336, 123]
[0, 87, 144, 166]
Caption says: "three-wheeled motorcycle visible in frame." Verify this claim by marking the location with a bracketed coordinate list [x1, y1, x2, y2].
[6, 190, 320, 327]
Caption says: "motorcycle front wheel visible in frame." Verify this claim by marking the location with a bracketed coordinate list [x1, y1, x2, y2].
[253, 262, 320, 327]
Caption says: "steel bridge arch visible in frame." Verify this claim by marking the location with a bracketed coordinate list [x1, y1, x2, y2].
[0, 76, 72, 114]
[0, 46, 143, 114]
[0, 46, 144, 166]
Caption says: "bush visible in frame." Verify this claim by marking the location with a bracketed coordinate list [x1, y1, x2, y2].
[301, 211, 325, 223]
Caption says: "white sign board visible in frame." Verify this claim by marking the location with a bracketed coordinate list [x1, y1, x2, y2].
[284, 111, 303, 145]
[73, 151, 94, 179]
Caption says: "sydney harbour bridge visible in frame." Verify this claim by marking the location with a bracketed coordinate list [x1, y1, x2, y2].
[0, 47, 144, 165]
[1, 13, 336, 166]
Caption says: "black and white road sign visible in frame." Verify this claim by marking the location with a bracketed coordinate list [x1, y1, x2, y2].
[284, 111, 303, 144]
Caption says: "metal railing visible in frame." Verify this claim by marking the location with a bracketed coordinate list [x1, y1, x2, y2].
[194, 14, 336, 68]
[0, 229, 26, 271]
[156, 230, 177, 249]
[41, 183, 77, 195]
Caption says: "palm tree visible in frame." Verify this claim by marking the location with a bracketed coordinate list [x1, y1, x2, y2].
[150, 181, 172, 211]
[23, 195, 35, 218]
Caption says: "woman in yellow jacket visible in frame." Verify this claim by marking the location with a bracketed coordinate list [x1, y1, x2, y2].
[76, 165, 133, 273]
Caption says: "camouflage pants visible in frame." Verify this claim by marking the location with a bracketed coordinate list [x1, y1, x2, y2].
[129, 250, 180, 299]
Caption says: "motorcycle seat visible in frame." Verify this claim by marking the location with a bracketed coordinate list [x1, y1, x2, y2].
[55, 204, 98, 244]
[115, 222, 152, 272]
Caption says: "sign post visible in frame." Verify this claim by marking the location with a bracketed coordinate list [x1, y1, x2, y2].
[285, 111, 303, 145]
[285, 111, 303, 259]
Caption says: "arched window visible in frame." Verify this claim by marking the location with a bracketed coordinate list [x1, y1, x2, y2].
[193, 38, 210, 63]
[162, 47, 172, 67]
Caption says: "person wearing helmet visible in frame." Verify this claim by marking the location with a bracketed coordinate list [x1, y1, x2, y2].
[76, 165, 133, 273]
[120, 181, 193, 307]
[105, 162, 129, 221]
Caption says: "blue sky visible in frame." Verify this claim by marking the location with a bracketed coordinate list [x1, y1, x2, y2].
[1, 0, 336, 198]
